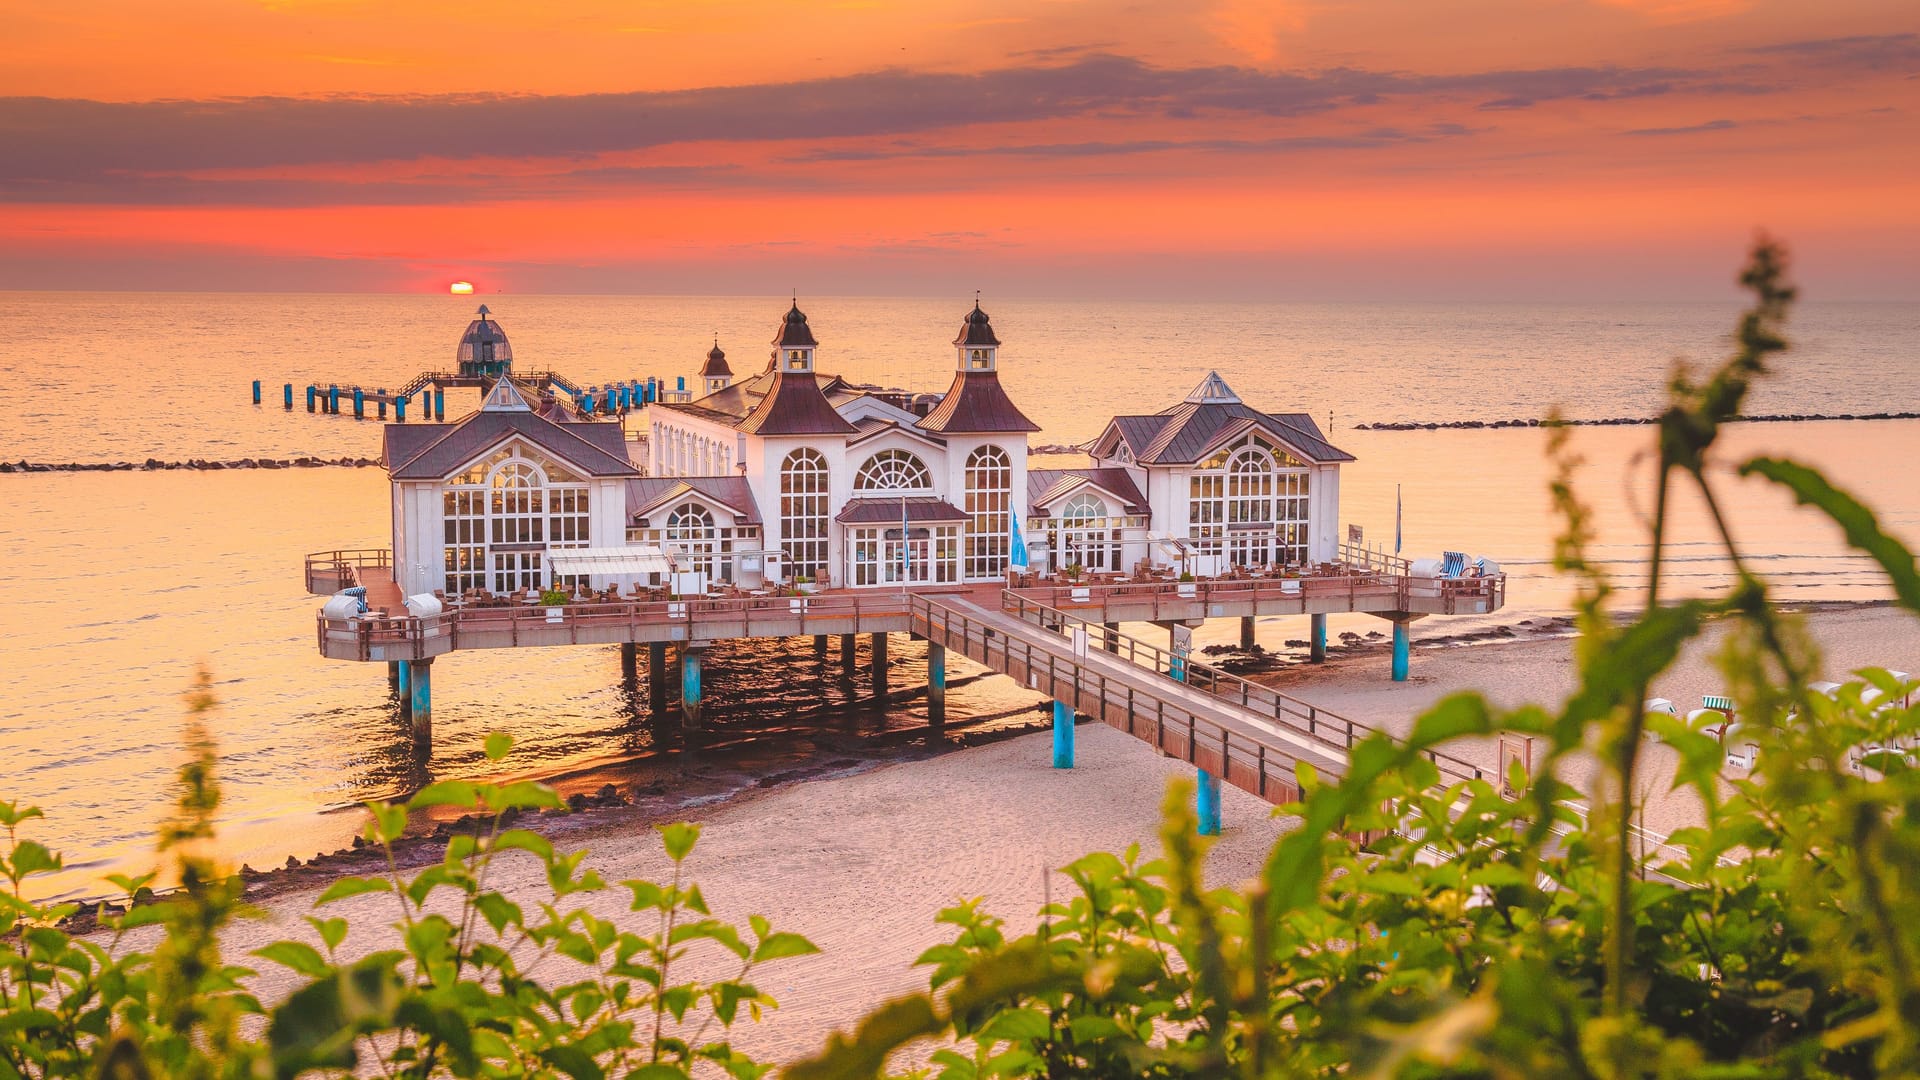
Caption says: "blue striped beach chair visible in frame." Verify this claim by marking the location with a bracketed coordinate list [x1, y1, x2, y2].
[1442, 551, 1467, 577]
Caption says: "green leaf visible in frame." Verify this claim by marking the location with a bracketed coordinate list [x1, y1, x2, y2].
[253, 941, 330, 978]
[10, 840, 60, 878]
[367, 802, 409, 844]
[538, 1044, 606, 1080]
[314, 875, 393, 907]
[490, 828, 555, 863]
[307, 916, 349, 952]
[659, 821, 700, 862]
[406, 780, 479, 811]
[977, 1007, 1051, 1043]
[267, 956, 405, 1078]
[484, 732, 514, 761]
[1742, 456, 1920, 612]
[752, 931, 819, 963]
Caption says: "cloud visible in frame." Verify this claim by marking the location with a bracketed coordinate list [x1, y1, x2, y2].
[0, 53, 1719, 193]
[788, 127, 1462, 163]
[1623, 118, 1736, 136]
[1741, 33, 1920, 71]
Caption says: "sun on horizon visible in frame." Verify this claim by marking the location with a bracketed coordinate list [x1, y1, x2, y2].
[449, 281, 474, 295]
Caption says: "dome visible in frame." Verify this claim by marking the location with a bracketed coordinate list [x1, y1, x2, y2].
[701, 338, 732, 378]
[456, 305, 514, 373]
[774, 300, 818, 348]
[953, 299, 1001, 348]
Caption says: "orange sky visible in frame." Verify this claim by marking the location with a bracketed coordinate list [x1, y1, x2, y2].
[1, 0, 1915, 297]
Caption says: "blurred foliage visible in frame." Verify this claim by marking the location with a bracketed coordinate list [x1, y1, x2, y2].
[790, 239, 1920, 1078]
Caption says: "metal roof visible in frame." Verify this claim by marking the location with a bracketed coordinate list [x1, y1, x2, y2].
[835, 496, 970, 524]
[1100, 401, 1352, 465]
[953, 302, 1001, 347]
[916, 370, 1040, 434]
[1026, 468, 1150, 516]
[736, 371, 857, 436]
[384, 409, 639, 479]
[774, 302, 818, 348]
[625, 476, 762, 523]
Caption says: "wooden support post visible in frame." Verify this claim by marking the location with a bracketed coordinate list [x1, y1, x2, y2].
[927, 641, 946, 727]
[1053, 700, 1075, 769]
[1310, 613, 1328, 663]
[1392, 620, 1410, 682]
[681, 645, 704, 732]
[1196, 768, 1221, 835]
[648, 642, 668, 714]
[1103, 621, 1120, 654]
[814, 634, 829, 661]
[620, 642, 638, 681]
[1240, 615, 1256, 651]
[407, 658, 432, 754]
[871, 632, 888, 698]
[840, 633, 857, 674]
[387, 661, 400, 692]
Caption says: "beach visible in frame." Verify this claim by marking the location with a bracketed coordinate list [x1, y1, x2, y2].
[163, 602, 1920, 1068]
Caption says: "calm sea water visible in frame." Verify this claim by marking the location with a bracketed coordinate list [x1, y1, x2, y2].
[0, 292, 1914, 898]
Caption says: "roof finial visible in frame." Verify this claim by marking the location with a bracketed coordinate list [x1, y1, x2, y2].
[476, 303, 491, 319]
[974, 288, 980, 309]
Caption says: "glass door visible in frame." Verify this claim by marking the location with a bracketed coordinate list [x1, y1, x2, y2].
[491, 551, 544, 593]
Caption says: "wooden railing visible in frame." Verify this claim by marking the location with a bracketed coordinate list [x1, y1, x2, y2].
[304, 548, 391, 595]
[909, 596, 1333, 800]
[995, 593, 1487, 787]
[315, 591, 913, 661]
[1009, 564, 1504, 618]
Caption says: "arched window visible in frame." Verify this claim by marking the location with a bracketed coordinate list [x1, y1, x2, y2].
[666, 502, 719, 578]
[1053, 492, 1119, 572]
[854, 449, 932, 491]
[441, 444, 589, 594]
[1188, 434, 1308, 567]
[779, 448, 830, 580]
[964, 445, 1012, 579]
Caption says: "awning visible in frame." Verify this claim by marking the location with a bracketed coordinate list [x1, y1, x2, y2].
[545, 545, 675, 577]
[835, 496, 969, 524]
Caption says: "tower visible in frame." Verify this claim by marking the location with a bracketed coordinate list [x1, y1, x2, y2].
[773, 299, 817, 373]
[701, 337, 733, 395]
[456, 305, 513, 381]
[955, 296, 999, 371]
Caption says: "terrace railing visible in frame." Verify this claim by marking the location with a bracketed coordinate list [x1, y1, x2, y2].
[304, 548, 391, 595]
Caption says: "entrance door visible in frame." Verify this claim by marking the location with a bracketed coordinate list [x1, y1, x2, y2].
[882, 529, 931, 584]
[492, 550, 544, 592]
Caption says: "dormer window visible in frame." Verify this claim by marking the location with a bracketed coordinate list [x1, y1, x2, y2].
[968, 348, 992, 370]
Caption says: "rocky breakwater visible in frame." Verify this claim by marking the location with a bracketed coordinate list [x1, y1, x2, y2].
[1357, 411, 1920, 431]
[1, 456, 382, 474]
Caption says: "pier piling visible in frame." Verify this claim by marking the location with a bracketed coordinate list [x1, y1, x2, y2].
[283, 383, 293, 410]
[1196, 769, 1222, 835]
[681, 645, 704, 732]
[813, 634, 829, 661]
[1240, 615, 1256, 651]
[1103, 621, 1120, 654]
[396, 656, 410, 708]
[927, 641, 946, 726]
[328, 384, 340, 414]
[306, 385, 317, 413]
[407, 658, 432, 752]
[871, 632, 889, 698]
[395, 395, 408, 422]
[352, 387, 365, 419]
[1311, 614, 1327, 663]
[251, 379, 261, 405]
[377, 388, 387, 419]
[1053, 700, 1075, 768]
[840, 633, 857, 675]
[620, 642, 638, 681]
[433, 389, 445, 421]
[648, 642, 668, 715]
[1392, 620, 1410, 681]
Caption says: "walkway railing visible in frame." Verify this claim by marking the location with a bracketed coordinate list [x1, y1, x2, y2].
[316, 591, 914, 662]
[1010, 566, 1504, 618]
[304, 548, 391, 594]
[996, 592, 1487, 787]
[909, 595, 1336, 799]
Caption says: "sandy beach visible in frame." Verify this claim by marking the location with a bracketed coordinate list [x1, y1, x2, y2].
[132, 603, 1920, 1068]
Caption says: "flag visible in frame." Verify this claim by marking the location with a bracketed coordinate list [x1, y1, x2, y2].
[900, 496, 911, 583]
[1009, 509, 1030, 570]
[1395, 484, 1403, 556]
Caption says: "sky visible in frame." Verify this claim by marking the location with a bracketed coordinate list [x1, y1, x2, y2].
[1, 0, 1915, 299]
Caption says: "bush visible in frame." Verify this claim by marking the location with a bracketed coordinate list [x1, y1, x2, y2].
[540, 588, 570, 606]
[0, 693, 815, 1079]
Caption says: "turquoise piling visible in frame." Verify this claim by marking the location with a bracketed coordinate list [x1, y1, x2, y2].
[376, 388, 387, 419]
[1196, 768, 1221, 835]
[1311, 613, 1328, 663]
[396, 657, 410, 705]
[407, 658, 432, 750]
[433, 389, 445, 421]
[1053, 700, 1075, 768]
[251, 379, 261, 405]
[681, 646, 703, 731]
[328, 384, 340, 414]
[306, 385, 317, 412]
[283, 383, 293, 410]
[395, 395, 408, 422]
[1392, 621, 1410, 681]
[352, 387, 365, 418]
[927, 641, 946, 726]
[648, 642, 668, 714]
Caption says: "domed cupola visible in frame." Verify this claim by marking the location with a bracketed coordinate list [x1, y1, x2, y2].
[456, 305, 513, 380]
[954, 296, 1001, 370]
[701, 337, 733, 394]
[772, 299, 818, 372]
[919, 294, 1038, 434]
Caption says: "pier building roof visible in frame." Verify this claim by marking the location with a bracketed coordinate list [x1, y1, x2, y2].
[737, 371, 859, 435]
[953, 301, 1001, 348]
[456, 305, 512, 367]
[1096, 372, 1353, 465]
[1026, 468, 1150, 517]
[383, 378, 638, 480]
[700, 340, 732, 378]
[774, 302, 818, 348]
[917, 304, 1038, 434]
[834, 497, 971, 524]
[625, 476, 761, 523]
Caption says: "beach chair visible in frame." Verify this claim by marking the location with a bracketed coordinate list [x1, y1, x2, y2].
[1692, 694, 1735, 742]
[1441, 551, 1467, 578]
[1643, 698, 1678, 742]
[1723, 723, 1758, 770]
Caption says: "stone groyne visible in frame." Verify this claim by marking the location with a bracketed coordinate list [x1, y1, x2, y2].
[1357, 411, 1920, 431]
[1, 456, 382, 474]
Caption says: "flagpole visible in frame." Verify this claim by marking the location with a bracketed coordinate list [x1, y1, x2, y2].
[1395, 484, 1403, 558]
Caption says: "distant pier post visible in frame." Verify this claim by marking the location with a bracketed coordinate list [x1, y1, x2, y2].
[927, 641, 946, 726]
[251, 379, 261, 405]
[1240, 616, 1256, 651]
[1052, 700, 1075, 768]
[328, 384, 340, 414]
[283, 383, 294, 410]
[407, 658, 433, 752]
[648, 642, 668, 715]
[352, 387, 365, 419]
[306, 385, 317, 413]
[395, 395, 408, 422]
[840, 633, 857, 675]
[1196, 769, 1222, 835]
[376, 389, 387, 419]
[1392, 620, 1410, 682]
[813, 634, 829, 662]
[871, 632, 888, 698]
[433, 389, 445, 421]
[620, 642, 638, 682]
[681, 645, 705, 731]
[1310, 614, 1328, 663]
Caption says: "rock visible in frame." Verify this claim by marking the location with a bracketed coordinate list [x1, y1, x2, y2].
[567, 793, 590, 812]
[596, 783, 620, 804]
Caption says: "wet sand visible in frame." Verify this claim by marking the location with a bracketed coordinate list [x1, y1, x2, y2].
[105, 603, 1920, 1068]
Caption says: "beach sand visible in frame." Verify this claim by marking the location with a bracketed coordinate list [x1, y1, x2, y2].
[176, 604, 1920, 1068]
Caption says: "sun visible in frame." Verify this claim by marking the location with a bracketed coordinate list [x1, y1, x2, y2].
[449, 281, 474, 295]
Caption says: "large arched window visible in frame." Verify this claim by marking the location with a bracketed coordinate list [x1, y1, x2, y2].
[854, 449, 932, 491]
[964, 445, 1011, 579]
[1188, 434, 1308, 567]
[779, 448, 831, 580]
[442, 444, 589, 594]
[666, 502, 719, 578]
[1051, 491, 1120, 573]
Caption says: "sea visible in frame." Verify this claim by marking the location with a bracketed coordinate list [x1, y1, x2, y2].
[1, 292, 1915, 899]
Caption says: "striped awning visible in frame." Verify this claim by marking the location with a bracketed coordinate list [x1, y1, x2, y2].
[545, 546, 675, 577]
[1703, 694, 1735, 712]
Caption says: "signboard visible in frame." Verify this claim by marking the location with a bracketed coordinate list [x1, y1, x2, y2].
[1070, 625, 1089, 659]
[1497, 735, 1534, 800]
[1348, 523, 1364, 545]
[1169, 624, 1193, 683]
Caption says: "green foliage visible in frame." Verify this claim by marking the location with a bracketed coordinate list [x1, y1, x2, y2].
[789, 240, 1920, 1077]
[540, 589, 570, 606]
[0, 674, 812, 1079]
